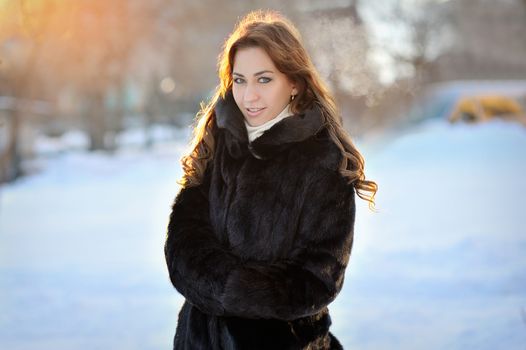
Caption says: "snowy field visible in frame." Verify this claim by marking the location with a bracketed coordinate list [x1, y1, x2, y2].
[0, 118, 525, 349]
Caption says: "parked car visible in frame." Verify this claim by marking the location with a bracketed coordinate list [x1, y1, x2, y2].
[405, 80, 526, 127]
[448, 94, 526, 125]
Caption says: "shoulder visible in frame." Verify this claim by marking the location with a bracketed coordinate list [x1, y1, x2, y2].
[291, 127, 356, 199]
[292, 126, 342, 172]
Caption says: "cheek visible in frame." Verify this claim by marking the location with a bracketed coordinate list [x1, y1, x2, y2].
[269, 84, 290, 104]
[232, 86, 244, 108]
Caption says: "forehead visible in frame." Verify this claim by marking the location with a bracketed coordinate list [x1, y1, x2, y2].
[232, 46, 277, 72]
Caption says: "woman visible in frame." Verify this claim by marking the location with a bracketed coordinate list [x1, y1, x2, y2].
[164, 9, 377, 350]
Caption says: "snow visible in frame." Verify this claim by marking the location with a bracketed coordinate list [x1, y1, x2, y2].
[33, 129, 90, 155]
[1, 118, 525, 349]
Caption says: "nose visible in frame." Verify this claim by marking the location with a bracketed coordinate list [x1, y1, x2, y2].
[243, 83, 259, 103]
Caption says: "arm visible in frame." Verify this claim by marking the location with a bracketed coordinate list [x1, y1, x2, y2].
[164, 166, 240, 316]
[220, 168, 356, 321]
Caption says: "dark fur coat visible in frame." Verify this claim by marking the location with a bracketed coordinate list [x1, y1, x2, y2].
[164, 91, 356, 349]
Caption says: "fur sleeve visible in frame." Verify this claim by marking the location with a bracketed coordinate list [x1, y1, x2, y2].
[220, 168, 356, 321]
[164, 167, 239, 316]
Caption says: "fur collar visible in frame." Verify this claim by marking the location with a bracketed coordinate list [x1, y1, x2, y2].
[214, 90, 325, 159]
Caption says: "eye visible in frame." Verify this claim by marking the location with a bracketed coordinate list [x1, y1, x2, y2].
[233, 77, 245, 84]
[258, 77, 272, 83]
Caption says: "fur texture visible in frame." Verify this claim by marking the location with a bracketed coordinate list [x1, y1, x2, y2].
[165, 91, 355, 349]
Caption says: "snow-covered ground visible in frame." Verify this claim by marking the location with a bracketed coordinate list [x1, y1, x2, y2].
[0, 119, 525, 349]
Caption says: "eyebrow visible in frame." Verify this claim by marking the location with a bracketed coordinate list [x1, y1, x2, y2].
[232, 70, 274, 77]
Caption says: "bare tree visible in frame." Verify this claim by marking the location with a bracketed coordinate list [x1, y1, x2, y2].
[0, 0, 50, 183]
[436, 0, 526, 80]
[364, 0, 451, 89]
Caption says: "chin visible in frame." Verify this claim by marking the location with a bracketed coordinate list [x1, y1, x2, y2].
[248, 115, 275, 127]
[244, 117, 262, 127]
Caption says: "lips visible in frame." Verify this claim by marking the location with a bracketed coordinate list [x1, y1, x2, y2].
[245, 107, 266, 117]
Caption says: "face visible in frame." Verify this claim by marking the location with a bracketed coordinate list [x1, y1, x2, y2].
[232, 46, 297, 127]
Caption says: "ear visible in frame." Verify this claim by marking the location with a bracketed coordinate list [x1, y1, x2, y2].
[291, 86, 298, 95]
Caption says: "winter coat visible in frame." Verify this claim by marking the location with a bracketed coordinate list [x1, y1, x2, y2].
[164, 90, 356, 349]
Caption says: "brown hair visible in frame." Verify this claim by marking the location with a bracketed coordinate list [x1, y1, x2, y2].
[179, 10, 378, 210]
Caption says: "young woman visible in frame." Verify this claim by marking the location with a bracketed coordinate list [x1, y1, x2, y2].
[164, 9, 377, 350]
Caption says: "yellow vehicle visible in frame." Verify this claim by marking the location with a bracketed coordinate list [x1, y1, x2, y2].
[448, 95, 526, 126]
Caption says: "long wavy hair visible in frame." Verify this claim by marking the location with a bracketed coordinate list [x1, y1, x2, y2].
[179, 10, 378, 210]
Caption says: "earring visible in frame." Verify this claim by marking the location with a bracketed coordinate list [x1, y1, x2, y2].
[290, 94, 296, 101]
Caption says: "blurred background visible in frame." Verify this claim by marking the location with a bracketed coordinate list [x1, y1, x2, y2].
[0, 0, 525, 349]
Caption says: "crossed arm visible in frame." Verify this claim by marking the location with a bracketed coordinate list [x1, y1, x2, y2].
[164, 167, 356, 321]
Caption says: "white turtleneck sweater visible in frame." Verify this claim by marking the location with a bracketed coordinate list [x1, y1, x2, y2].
[244, 103, 293, 143]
